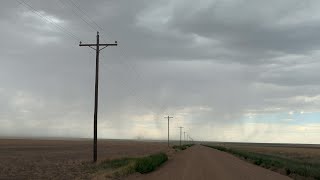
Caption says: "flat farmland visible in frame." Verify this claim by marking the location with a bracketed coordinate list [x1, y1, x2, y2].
[214, 142, 320, 164]
[0, 139, 168, 179]
[204, 142, 320, 179]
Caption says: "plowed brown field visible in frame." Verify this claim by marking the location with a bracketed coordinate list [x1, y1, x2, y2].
[0, 139, 167, 179]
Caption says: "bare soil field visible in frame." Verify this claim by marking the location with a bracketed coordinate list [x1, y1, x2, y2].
[204, 142, 320, 179]
[0, 139, 168, 179]
[212, 142, 320, 164]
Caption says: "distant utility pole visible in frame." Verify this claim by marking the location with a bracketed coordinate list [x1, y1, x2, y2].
[179, 126, 183, 146]
[79, 31, 117, 162]
[184, 131, 186, 145]
[164, 116, 173, 147]
[186, 133, 189, 144]
[186, 133, 188, 144]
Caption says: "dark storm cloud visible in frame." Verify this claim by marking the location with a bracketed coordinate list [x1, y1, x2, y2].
[1, 0, 320, 142]
[168, 1, 317, 52]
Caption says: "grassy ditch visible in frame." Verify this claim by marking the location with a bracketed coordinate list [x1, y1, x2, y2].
[172, 144, 194, 151]
[135, 153, 168, 173]
[204, 145, 320, 180]
[87, 152, 168, 178]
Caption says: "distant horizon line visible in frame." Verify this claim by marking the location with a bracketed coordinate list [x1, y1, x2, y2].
[0, 135, 319, 146]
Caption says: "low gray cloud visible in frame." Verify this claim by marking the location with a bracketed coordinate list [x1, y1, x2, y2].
[1, 0, 320, 142]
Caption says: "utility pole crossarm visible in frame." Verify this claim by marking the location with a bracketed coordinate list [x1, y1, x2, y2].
[79, 42, 118, 47]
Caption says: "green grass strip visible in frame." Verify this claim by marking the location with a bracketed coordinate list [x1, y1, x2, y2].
[172, 144, 194, 151]
[89, 152, 168, 177]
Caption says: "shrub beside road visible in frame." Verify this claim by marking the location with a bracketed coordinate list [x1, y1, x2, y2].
[172, 144, 194, 151]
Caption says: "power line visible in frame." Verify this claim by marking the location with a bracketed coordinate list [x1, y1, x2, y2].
[114, 51, 163, 113]
[68, 0, 155, 110]
[57, 0, 98, 32]
[98, 54, 151, 114]
[67, 0, 105, 32]
[53, 0, 149, 110]
[63, 0, 110, 43]
[57, 0, 166, 127]
[59, 0, 153, 118]
[16, 0, 81, 42]
[17, 1, 166, 116]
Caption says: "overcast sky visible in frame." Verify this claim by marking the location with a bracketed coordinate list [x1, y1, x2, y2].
[1, 0, 320, 143]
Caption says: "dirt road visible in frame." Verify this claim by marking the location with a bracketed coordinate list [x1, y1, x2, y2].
[127, 145, 291, 180]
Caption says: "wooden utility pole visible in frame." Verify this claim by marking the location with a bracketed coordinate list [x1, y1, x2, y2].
[79, 31, 117, 162]
[184, 131, 186, 145]
[179, 126, 183, 146]
[164, 116, 173, 147]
